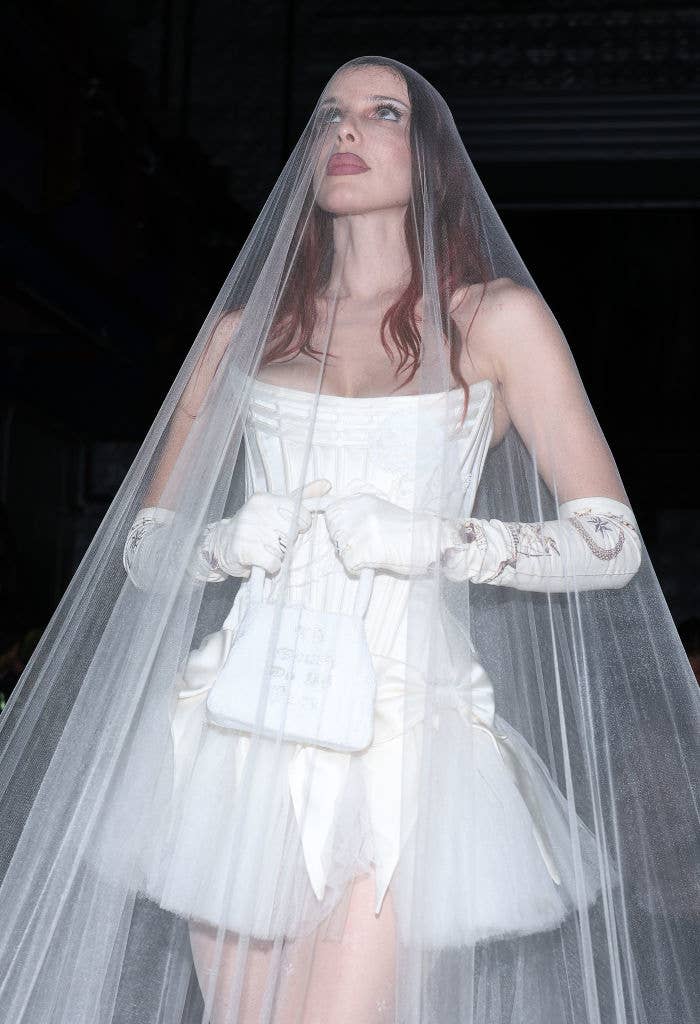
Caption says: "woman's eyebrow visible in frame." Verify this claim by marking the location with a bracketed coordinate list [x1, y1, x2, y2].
[320, 94, 410, 109]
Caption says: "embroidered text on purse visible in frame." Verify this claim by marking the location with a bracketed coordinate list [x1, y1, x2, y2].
[205, 564, 376, 752]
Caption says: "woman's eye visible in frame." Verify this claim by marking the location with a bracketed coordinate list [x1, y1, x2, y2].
[320, 103, 402, 124]
[375, 104, 402, 121]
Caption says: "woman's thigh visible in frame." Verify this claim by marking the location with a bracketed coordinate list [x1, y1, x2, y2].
[188, 868, 397, 1024]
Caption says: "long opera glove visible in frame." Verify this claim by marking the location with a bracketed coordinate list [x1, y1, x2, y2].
[442, 495, 642, 592]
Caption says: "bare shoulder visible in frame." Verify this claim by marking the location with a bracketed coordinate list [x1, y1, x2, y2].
[179, 307, 244, 412]
[451, 277, 551, 379]
[208, 306, 244, 355]
[450, 278, 543, 446]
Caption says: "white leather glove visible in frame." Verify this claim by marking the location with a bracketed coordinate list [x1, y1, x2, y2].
[123, 479, 332, 591]
[323, 492, 453, 577]
[441, 495, 642, 592]
[324, 492, 642, 593]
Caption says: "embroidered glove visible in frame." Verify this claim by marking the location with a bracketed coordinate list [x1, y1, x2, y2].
[441, 495, 642, 592]
[323, 492, 642, 593]
[123, 479, 332, 590]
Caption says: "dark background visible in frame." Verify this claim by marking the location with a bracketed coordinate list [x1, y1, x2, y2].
[1, 1, 699, 692]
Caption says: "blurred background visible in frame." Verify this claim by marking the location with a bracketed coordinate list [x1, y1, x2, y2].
[1, 0, 699, 703]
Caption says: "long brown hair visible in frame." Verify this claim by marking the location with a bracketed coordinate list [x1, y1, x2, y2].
[259, 57, 494, 420]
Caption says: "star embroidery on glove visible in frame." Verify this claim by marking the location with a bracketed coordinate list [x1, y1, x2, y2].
[567, 511, 626, 560]
[585, 515, 615, 535]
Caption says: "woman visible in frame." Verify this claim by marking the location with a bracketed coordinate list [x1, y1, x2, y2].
[0, 56, 697, 1024]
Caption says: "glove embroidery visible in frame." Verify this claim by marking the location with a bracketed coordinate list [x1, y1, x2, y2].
[480, 521, 560, 584]
[199, 520, 225, 575]
[385, 492, 644, 592]
[566, 510, 630, 561]
[456, 519, 488, 550]
[124, 518, 153, 561]
[125, 510, 169, 557]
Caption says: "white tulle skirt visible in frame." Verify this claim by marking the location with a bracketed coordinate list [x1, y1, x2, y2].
[129, 626, 603, 948]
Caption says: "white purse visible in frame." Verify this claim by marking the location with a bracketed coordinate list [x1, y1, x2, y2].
[205, 561, 377, 752]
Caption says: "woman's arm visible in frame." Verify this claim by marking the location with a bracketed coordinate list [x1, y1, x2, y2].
[465, 278, 627, 504]
[143, 308, 243, 509]
[441, 496, 642, 592]
[443, 279, 642, 590]
[323, 281, 643, 592]
[123, 309, 244, 589]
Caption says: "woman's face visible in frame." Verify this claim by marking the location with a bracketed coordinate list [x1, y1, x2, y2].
[312, 66, 413, 216]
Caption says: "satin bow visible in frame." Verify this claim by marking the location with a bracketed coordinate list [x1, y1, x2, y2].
[286, 646, 561, 916]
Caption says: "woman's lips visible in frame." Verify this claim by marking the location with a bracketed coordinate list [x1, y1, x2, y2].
[326, 153, 369, 175]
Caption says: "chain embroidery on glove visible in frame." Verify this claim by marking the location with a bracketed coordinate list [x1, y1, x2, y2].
[565, 509, 631, 560]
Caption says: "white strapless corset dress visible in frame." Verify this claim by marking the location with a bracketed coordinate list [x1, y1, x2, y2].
[136, 379, 602, 945]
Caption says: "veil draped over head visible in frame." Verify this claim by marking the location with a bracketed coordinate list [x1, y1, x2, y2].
[0, 56, 698, 1024]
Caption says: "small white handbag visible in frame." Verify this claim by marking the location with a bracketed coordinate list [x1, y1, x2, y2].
[205, 562, 377, 752]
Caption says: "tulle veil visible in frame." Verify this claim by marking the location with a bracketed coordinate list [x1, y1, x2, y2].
[0, 55, 697, 1024]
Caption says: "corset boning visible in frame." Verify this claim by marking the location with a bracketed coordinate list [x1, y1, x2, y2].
[235, 378, 495, 667]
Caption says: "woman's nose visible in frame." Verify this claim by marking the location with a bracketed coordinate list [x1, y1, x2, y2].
[336, 116, 358, 140]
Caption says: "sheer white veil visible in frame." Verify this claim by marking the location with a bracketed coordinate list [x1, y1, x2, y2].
[0, 55, 697, 1024]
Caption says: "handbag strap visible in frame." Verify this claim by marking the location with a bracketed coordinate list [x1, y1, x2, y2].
[248, 501, 375, 619]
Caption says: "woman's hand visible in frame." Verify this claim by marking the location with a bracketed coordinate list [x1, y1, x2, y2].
[202, 478, 332, 578]
[323, 492, 460, 577]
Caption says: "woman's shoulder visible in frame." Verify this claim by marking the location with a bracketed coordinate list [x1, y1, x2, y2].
[449, 278, 548, 378]
[447, 278, 506, 383]
[213, 306, 245, 341]
[449, 278, 540, 448]
[449, 277, 540, 326]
